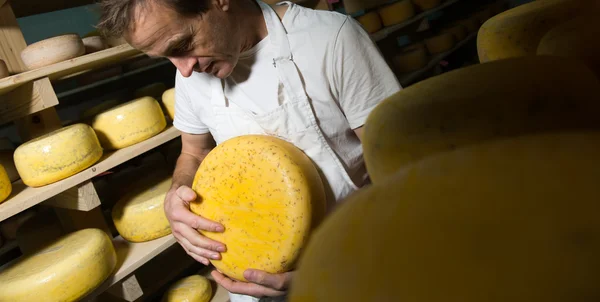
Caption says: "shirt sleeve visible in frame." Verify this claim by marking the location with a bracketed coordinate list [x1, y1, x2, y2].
[331, 16, 402, 129]
[172, 71, 210, 134]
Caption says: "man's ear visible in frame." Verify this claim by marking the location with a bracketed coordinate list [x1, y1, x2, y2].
[216, 0, 230, 12]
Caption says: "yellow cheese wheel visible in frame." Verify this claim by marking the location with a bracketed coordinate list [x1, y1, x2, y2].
[191, 135, 326, 281]
[378, 0, 416, 27]
[112, 173, 172, 242]
[0, 165, 12, 204]
[356, 12, 383, 34]
[162, 88, 176, 121]
[80, 99, 121, 120]
[442, 24, 468, 41]
[162, 275, 212, 302]
[14, 124, 103, 187]
[0, 228, 117, 302]
[424, 32, 455, 54]
[92, 96, 167, 150]
[291, 132, 600, 302]
[0, 151, 20, 182]
[0, 59, 8, 79]
[16, 210, 64, 254]
[363, 56, 600, 183]
[82, 36, 108, 54]
[537, 14, 600, 78]
[477, 0, 594, 63]
[393, 45, 429, 73]
[458, 17, 480, 33]
[135, 82, 167, 100]
[411, 0, 441, 11]
[20, 34, 85, 70]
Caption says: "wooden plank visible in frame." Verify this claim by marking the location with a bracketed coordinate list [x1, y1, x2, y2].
[10, 0, 95, 18]
[0, 44, 141, 96]
[44, 181, 101, 211]
[0, 126, 181, 222]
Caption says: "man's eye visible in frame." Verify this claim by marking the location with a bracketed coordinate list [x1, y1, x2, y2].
[172, 42, 192, 56]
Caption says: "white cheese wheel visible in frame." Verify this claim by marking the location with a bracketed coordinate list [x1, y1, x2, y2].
[162, 88, 176, 121]
[82, 36, 108, 54]
[92, 96, 167, 150]
[112, 173, 172, 242]
[425, 32, 456, 54]
[0, 228, 117, 302]
[135, 82, 167, 100]
[356, 12, 383, 34]
[378, 0, 416, 27]
[393, 44, 429, 73]
[0, 59, 8, 79]
[14, 124, 103, 187]
[16, 210, 64, 255]
[162, 275, 213, 302]
[20, 34, 85, 70]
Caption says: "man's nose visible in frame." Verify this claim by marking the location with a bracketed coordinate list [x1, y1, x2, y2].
[168, 57, 198, 77]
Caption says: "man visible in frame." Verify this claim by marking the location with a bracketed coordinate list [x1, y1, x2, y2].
[98, 0, 400, 300]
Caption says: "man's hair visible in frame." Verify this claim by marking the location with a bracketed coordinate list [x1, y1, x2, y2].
[97, 0, 210, 38]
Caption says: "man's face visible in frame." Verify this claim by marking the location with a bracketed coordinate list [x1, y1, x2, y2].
[127, 0, 242, 79]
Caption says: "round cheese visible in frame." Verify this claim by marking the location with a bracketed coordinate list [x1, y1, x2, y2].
[378, 0, 416, 27]
[162, 88, 176, 121]
[411, 0, 441, 11]
[82, 36, 107, 54]
[112, 173, 172, 242]
[14, 124, 103, 187]
[191, 135, 326, 281]
[162, 275, 212, 302]
[393, 44, 429, 73]
[16, 210, 64, 254]
[91, 96, 167, 150]
[0, 165, 12, 204]
[425, 32, 456, 54]
[442, 24, 468, 42]
[0, 138, 19, 182]
[0, 59, 8, 79]
[135, 82, 167, 100]
[20, 34, 85, 70]
[0, 228, 117, 302]
[356, 12, 383, 34]
[291, 132, 600, 302]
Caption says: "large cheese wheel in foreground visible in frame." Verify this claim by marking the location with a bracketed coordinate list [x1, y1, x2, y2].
[92, 96, 167, 150]
[363, 56, 600, 183]
[291, 132, 600, 302]
[112, 173, 172, 242]
[0, 228, 117, 302]
[0, 165, 11, 203]
[162, 275, 212, 302]
[191, 135, 326, 281]
[14, 124, 103, 187]
[378, 0, 415, 27]
[162, 88, 176, 121]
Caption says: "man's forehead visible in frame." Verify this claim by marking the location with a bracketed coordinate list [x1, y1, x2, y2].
[128, 1, 181, 52]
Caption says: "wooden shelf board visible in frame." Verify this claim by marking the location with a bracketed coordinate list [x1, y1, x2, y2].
[0, 126, 181, 222]
[0, 44, 141, 96]
[399, 32, 477, 86]
[371, 0, 461, 42]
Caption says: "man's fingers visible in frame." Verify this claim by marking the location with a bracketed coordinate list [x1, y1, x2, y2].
[177, 236, 211, 265]
[212, 270, 285, 298]
[176, 185, 197, 203]
[169, 200, 224, 232]
[178, 224, 226, 253]
[244, 269, 292, 291]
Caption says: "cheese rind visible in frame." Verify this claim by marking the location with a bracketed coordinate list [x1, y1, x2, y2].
[92, 96, 167, 150]
[191, 135, 326, 281]
[378, 0, 416, 27]
[162, 275, 212, 302]
[0, 165, 11, 203]
[20, 34, 85, 70]
[14, 124, 103, 187]
[112, 173, 172, 242]
[162, 88, 176, 121]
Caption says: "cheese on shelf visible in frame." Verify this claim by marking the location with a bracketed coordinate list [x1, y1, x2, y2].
[425, 33, 455, 54]
[0, 228, 117, 302]
[162, 88, 176, 121]
[191, 135, 326, 281]
[356, 12, 383, 34]
[20, 34, 85, 70]
[291, 132, 600, 302]
[91, 96, 167, 150]
[378, 0, 416, 27]
[162, 275, 212, 302]
[393, 44, 429, 73]
[135, 82, 167, 100]
[411, 0, 441, 11]
[112, 172, 172, 242]
[14, 124, 103, 187]
[0, 138, 19, 182]
[0, 165, 12, 204]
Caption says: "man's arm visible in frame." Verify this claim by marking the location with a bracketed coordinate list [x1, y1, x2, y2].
[170, 132, 216, 190]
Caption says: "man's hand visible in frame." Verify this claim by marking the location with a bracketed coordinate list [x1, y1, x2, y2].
[164, 185, 227, 265]
[212, 269, 293, 298]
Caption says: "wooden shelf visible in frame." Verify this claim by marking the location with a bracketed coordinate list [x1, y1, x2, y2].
[0, 126, 181, 222]
[399, 32, 477, 86]
[371, 0, 461, 42]
[0, 44, 141, 96]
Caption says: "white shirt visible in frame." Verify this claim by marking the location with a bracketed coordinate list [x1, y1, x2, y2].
[173, 3, 401, 185]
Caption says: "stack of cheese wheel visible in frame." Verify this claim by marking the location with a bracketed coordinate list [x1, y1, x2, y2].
[0, 228, 117, 302]
[0, 59, 8, 78]
[14, 124, 103, 187]
[290, 132, 600, 302]
[411, 0, 441, 11]
[356, 12, 383, 34]
[20, 34, 85, 70]
[378, 0, 415, 27]
[0, 138, 20, 183]
[16, 209, 64, 254]
[112, 172, 172, 242]
[393, 43, 429, 73]
[442, 24, 468, 42]
[191, 135, 326, 281]
[162, 275, 213, 302]
[362, 56, 600, 182]
[162, 88, 176, 121]
[424, 32, 455, 54]
[135, 82, 167, 100]
[91, 96, 167, 150]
